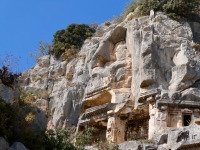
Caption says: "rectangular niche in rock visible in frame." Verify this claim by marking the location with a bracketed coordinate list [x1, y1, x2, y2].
[183, 114, 191, 126]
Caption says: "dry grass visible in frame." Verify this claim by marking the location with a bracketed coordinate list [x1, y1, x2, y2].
[104, 21, 111, 26]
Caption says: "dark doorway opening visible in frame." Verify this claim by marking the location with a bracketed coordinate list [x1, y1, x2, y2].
[183, 114, 191, 126]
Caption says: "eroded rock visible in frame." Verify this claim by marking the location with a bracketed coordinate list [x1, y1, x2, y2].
[16, 10, 200, 149]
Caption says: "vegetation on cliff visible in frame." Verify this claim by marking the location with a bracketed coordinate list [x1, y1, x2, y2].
[124, 0, 200, 20]
[0, 97, 117, 150]
[52, 24, 95, 59]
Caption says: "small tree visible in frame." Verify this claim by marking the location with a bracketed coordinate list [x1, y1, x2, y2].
[52, 23, 95, 58]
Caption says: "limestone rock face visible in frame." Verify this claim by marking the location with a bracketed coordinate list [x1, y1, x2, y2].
[20, 20, 131, 130]
[126, 12, 199, 107]
[18, 10, 200, 148]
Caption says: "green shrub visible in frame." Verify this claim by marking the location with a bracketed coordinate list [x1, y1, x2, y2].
[52, 24, 95, 58]
[43, 129, 75, 150]
[123, 0, 163, 18]
[163, 0, 199, 19]
[75, 126, 96, 149]
[123, 0, 200, 20]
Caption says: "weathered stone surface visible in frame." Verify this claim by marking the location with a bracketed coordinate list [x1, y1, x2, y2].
[0, 137, 9, 150]
[181, 88, 200, 102]
[17, 10, 200, 148]
[108, 26, 127, 44]
[118, 141, 142, 150]
[153, 124, 200, 149]
[95, 39, 113, 63]
[169, 64, 197, 91]
[37, 55, 50, 68]
[173, 50, 189, 66]
[8, 142, 28, 150]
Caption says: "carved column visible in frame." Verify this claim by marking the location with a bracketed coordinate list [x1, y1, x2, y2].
[155, 106, 168, 134]
[177, 111, 183, 128]
[106, 115, 126, 144]
[149, 104, 156, 139]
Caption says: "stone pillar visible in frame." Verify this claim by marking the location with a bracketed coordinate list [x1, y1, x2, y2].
[149, 104, 156, 139]
[106, 117, 115, 142]
[177, 111, 183, 128]
[106, 115, 126, 144]
[155, 106, 168, 134]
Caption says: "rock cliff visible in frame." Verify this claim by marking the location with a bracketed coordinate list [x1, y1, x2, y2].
[5, 10, 200, 149]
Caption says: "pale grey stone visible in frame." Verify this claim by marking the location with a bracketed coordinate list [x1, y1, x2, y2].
[0, 137, 9, 150]
[108, 26, 127, 44]
[118, 141, 142, 150]
[37, 55, 50, 68]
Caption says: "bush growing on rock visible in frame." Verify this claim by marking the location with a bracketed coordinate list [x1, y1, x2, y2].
[163, 0, 200, 19]
[0, 96, 117, 150]
[42, 129, 75, 150]
[52, 24, 95, 59]
[124, 0, 200, 20]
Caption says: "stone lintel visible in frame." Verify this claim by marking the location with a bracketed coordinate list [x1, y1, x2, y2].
[138, 88, 160, 103]
[157, 99, 200, 108]
[79, 113, 108, 126]
[85, 85, 111, 98]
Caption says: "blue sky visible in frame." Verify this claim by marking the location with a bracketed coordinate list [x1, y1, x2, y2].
[0, 0, 131, 72]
